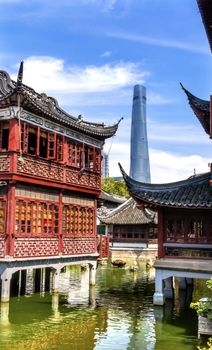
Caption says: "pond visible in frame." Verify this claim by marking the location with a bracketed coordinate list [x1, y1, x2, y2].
[0, 262, 202, 350]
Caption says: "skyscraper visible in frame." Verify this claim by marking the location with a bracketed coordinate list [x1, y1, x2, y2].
[130, 85, 151, 183]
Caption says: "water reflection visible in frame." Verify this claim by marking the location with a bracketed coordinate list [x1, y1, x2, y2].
[0, 263, 199, 350]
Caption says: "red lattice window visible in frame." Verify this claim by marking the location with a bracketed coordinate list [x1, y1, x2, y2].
[63, 205, 94, 237]
[21, 123, 29, 153]
[21, 122, 64, 161]
[94, 148, 101, 172]
[48, 132, 56, 159]
[68, 141, 82, 168]
[15, 200, 59, 235]
[57, 135, 63, 161]
[84, 145, 94, 170]
[0, 200, 6, 234]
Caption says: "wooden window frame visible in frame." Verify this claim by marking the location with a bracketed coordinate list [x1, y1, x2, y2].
[164, 209, 212, 245]
[68, 140, 83, 168]
[0, 200, 6, 234]
[15, 198, 59, 236]
[47, 131, 57, 160]
[62, 204, 94, 237]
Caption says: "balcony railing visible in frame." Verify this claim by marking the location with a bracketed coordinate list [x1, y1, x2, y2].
[0, 152, 101, 190]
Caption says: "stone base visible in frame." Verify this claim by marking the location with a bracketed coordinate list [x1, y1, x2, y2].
[110, 248, 157, 261]
[153, 292, 165, 306]
[198, 316, 212, 338]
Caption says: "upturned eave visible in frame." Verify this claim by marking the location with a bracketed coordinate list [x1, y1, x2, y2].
[119, 163, 212, 210]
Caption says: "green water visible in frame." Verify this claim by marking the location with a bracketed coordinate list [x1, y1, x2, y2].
[0, 263, 202, 350]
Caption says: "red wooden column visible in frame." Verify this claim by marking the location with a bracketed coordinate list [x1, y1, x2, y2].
[63, 137, 68, 183]
[94, 199, 98, 253]
[58, 191, 63, 254]
[9, 119, 20, 151]
[157, 208, 165, 258]
[6, 183, 16, 257]
[9, 119, 20, 173]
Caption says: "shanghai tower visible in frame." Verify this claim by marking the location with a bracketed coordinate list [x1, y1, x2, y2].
[129, 85, 151, 183]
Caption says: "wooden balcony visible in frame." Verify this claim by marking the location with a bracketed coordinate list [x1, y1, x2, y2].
[0, 152, 101, 193]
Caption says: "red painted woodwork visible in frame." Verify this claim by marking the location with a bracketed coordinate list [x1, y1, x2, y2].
[164, 208, 212, 244]
[98, 234, 110, 260]
[0, 153, 101, 191]
[13, 237, 96, 258]
[159, 208, 212, 259]
[112, 224, 157, 242]
[62, 238, 96, 255]
[0, 114, 103, 259]
[9, 119, 19, 151]
[0, 238, 4, 258]
[158, 208, 165, 258]
[6, 184, 15, 256]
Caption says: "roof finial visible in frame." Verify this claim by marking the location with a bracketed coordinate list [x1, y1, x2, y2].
[17, 61, 24, 88]
[117, 117, 124, 125]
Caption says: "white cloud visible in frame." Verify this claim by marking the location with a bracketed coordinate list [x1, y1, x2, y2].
[106, 141, 210, 183]
[11, 57, 174, 111]
[100, 51, 112, 57]
[147, 93, 175, 105]
[12, 56, 148, 94]
[107, 31, 209, 55]
[149, 150, 210, 183]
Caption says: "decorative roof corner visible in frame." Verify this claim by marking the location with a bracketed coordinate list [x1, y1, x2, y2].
[197, 0, 212, 51]
[119, 163, 212, 209]
[180, 83, 210, 136]
[0, 65, 121, 141]
[0, 70, 15, 97]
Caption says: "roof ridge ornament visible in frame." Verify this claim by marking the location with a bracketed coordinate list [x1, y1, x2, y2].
[0, 70, 15, 97]
[17, 61, 24, 88]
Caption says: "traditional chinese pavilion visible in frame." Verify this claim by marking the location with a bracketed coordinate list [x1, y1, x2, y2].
[119, 0, 212, 305]
[0, 63, 120, 302]
[98, 198, 157, 260]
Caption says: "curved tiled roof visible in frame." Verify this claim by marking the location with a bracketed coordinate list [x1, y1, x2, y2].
[197, 0, 212, 51]
[0, 68, 121, 141]
[119, 164, 212, 209]
[98, 197, 157, 224]
[98, 190, 126, 205]
[181, 83, 210, 136]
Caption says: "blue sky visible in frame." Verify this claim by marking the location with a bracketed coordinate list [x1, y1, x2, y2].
[1, 0, 211, 182]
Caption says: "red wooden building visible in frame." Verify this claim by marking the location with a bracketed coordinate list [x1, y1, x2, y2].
[98, 198, 157, 260]
[0, 64, 120, 301]
[120, 0, 212, 305]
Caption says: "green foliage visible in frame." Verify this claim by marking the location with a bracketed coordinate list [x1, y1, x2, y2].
[197, 338, 212, 350]
[101, 177, 130, 198]
[190, 279, 212, 320]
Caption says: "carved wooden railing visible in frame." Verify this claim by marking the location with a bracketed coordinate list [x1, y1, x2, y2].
[0, 152, 101, 190]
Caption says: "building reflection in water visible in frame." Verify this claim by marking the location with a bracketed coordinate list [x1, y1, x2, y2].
[0, 264, 199, 350]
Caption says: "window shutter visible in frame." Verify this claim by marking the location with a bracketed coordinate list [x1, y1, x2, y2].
[47, 132, 56, 159]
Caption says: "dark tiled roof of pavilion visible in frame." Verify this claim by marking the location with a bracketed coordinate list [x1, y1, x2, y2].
[98, 198, 157, 225]
[181, 83, 210, 136]
[119, 164, 212, 209]
[98, 190, 126, 205]
[0, 68, 121, 141]
[197, 0, 212, 51]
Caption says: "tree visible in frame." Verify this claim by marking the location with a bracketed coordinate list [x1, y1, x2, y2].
[101, 177, 130, 198]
